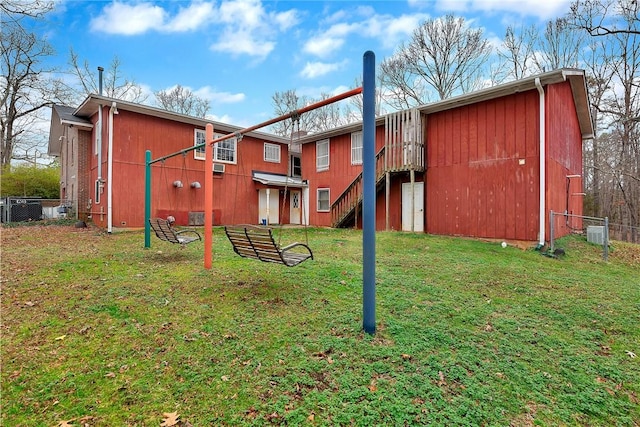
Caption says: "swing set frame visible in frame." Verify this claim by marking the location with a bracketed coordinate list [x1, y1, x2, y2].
[144, 51, 377, 333]
[144, 86, 362, 255]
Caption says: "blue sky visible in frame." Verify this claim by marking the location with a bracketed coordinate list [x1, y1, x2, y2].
[42, 0, 574, 128]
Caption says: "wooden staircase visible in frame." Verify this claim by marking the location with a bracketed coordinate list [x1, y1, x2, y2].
[331, 147, 387, 228]
[330, 108, 426, 228]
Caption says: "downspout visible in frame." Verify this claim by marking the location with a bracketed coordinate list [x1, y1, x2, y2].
[535, 78, 546, 248]
[97, 67, 104, 199]
[107, 101, 118, 233]
[97, 107, 102, 181]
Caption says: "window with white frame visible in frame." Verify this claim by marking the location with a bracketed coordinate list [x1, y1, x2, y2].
[194, 129, 206, 160]
[317, 188, 330, 212]
[351, 131, 363, 165]
[316, 139, 329, 171]
[194, 129, 236, 163]
[264, 143, 281, 163]
[215, 138, 236, 163]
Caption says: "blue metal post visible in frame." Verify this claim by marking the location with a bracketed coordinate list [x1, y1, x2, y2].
[362, 51, 376, 335]
[144, 150, 151, 248]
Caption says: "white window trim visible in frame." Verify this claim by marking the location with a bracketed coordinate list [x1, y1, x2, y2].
[316, 139, 329, 171]
[317, 188, 330, 212]
[351, 131, 363, 165]
[264, 142, 281, 163]
[194, 130, 236, 164]
[214, 137, 237, 164]
[194, 129, 206, 160]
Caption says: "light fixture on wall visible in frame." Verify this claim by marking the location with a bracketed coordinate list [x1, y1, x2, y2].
[190, 181, 201, 189]
[173, 180, 183, 188]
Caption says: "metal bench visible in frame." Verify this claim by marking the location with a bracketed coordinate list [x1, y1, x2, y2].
[149, 218, 201, 245]
[224, 225, 313, 267]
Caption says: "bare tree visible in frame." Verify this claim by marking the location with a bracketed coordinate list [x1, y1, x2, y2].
[0, 20, 62, 167]
[379, 14, 492, 107]
[534, 18, 584, 71]
[270, 90, 352, 137]
[494, 18, 582, 85]
[569, 0, 640, 242]
[497, 24, 540, 81]
[65, 48, 148, 105]
[570, 0, 640, 36]
[0, 0, 53, 21]
[581, 39, 615, 218]
[155, 85, 209, 118]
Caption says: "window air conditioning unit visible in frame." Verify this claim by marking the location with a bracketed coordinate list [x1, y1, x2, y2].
[587, 225, 605, 245]
[213, 163, 225, 173]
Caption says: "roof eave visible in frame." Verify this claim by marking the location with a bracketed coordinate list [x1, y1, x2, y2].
[74, 94, 289, 144]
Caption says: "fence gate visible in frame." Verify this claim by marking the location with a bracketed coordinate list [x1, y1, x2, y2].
[1, 197, 43, 222]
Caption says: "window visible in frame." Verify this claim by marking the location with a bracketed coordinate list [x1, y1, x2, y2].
[194, 129, 206, 160]
[290, 155, 301, 177]
[215, 138, 236, 163]
[317, 188, 330, 212]
[264, 143, 281, 163]
[351, 131, 363, 165]
[316, 139, 329, 171]
[194, 129, 236, 163]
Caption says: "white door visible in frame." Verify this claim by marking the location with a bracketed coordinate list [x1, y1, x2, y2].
[402, 181, 424, 232]
[258, 189, 279, 225]
[290, 190, 301, 225]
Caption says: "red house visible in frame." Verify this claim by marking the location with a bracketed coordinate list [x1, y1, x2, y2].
[48, 68, 592, 245]
[298, 68, 592, 244]
[48, 97, 300, 231]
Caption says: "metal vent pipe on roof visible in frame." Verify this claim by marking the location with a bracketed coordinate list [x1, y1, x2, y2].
[98, 66, 104, 96]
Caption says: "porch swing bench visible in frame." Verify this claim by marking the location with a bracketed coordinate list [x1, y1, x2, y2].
[224, 225, 313, 267]
[149, 218, 202, 245]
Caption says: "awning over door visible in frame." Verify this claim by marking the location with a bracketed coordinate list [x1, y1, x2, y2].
[252, 171, 307, 188]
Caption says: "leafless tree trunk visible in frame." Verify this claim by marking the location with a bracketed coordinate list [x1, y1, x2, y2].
[0, 20, 61, 167]
[582, 39, 615, 218]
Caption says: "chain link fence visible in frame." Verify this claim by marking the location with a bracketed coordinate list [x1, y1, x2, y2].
[1, 198, 74, 223]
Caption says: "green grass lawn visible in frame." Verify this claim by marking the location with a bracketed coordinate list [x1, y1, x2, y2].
[1, 224, 638, 426]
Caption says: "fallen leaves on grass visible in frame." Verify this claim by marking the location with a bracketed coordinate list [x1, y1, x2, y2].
[160, 412, 180, 426]
[437, 371, 447, 387]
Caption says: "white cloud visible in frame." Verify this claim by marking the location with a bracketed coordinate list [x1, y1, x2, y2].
[303, 36, 345, 58]
[156, 84, 245, 104]
[206, 113, 234, 123]
[209, 0, 300, 58]
[90, 0, 301, 59]
[90, 2, 166, 35]
[433, 0, 572, 21]
[194, 86, 245, 104]
[300, 61, 346, 79]
[303, 11, 430, 58]
[362, 13, 430, 48]
[210, 31, 276, 58]
[164, 2, 216, 32]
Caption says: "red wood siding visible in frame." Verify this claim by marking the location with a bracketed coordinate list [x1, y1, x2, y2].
[89, 109, 291, 228]
[545, 81, 584, 238]
[426, 90, 541, 240]
[303, 126, 387, 227]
